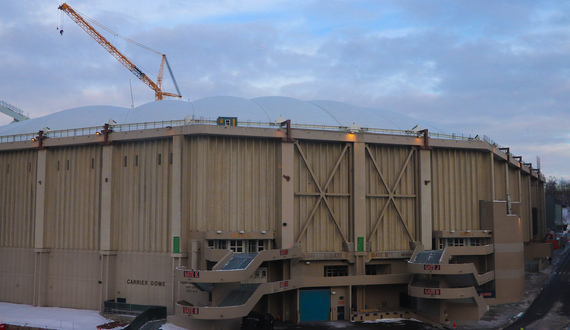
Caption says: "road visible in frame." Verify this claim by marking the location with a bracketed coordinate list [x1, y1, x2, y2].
[503, 249, 570, 330]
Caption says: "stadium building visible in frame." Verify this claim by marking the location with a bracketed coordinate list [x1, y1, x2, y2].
[0, 97, 548, 329]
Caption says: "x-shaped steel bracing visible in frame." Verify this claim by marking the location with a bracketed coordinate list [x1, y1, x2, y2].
[366, 147, 416, 243]
[295, 143, 350, 244]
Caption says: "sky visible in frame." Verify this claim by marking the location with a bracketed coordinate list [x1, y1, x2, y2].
[0, 1, 569, 179]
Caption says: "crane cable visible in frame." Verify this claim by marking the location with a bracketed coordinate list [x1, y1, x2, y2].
[60, 6, 163, 80]
[72, 7, 162, 55]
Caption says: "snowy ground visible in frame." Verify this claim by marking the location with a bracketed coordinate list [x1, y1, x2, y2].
[0, 303, 186, 330]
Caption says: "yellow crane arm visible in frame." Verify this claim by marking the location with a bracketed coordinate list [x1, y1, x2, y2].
[58, 3, 181, 101]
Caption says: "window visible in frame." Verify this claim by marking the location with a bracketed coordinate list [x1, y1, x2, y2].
[230, 240, 243, 253]
[208, 239, 269, 253]
[324, 265, 348, 277]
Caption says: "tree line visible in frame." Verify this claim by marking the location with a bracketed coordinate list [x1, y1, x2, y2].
[546, 177, 570, 206]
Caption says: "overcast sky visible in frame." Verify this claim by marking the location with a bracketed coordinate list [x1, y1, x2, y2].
[1, 1, 568, 179]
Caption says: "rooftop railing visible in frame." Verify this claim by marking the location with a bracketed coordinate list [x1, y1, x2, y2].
[0, 118, 543, 179]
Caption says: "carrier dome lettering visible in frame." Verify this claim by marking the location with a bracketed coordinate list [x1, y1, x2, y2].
[127, 279, 166, 287]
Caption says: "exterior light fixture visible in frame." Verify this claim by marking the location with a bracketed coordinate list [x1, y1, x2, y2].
[261, 231, 267, 234]
[216, 230, 222, 234]
[239, 230, 245, 234]
[166, 126, 172, 130]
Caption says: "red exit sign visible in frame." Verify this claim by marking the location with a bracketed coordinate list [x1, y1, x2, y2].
[424, 264, 440, 271]
[184, 271, 200, 278]
[424, 288, 441, 295]
[280, 249, 289, 256]
[280, 281, 289, 288]
[183, 307, 199, 315]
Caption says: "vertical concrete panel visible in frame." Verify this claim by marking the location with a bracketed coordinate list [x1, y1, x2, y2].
[0, 150, 36, 248]
[46, 250, 101, 309]
[494, 159, 507, 201]
[45, 146, 101, 250]
[113, 140, 172, 253]
[184, 136, 278, 233]
[0, 248, 35, 304]
[432, 149, 489, 231]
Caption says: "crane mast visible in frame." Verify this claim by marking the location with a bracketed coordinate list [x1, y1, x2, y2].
[58, 3, 182, 101]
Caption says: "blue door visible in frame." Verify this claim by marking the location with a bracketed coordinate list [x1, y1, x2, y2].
[299, 289, 330, 322]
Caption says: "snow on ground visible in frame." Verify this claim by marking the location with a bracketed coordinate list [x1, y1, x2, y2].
[0, 303, 187, 330]
[0, 302, 112, 329]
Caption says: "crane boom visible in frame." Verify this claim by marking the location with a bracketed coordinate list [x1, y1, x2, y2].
[58, 3, 182, 101]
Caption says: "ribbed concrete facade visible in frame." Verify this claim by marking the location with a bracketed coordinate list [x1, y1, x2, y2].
[0, 117, 546, 328]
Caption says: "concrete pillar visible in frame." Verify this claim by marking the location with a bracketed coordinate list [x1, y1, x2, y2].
[280, 142, 295, 249]
[171, 135, 183, 254]
[99, 145, 116, 310]
[100, 145, 113, 252]
[489, 152, 495, 201]
[353, 142, 366, 255]
[353, 141, 367, 311]
[419, 149, 432, 249]
[33, 149, 49, 307]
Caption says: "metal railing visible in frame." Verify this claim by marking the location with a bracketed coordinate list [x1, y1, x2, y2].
[0, 118, 483, 143]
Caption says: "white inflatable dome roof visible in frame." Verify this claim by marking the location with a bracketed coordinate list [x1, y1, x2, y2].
[0, 96, 446, 136]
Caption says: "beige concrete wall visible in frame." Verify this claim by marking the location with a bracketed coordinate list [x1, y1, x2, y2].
[0, 248, 35, 304]
[113, 252, 172, 309]
[432, 149, 491, 231]
[0, 150, 36, 248]
[366, 145, 417, 251]
[182, 136, 278, 233]
[294, 141, 351, 252]
[44, 146, 101, 250]
[111, 140, 172, 253]
[46, 250, 101, 309]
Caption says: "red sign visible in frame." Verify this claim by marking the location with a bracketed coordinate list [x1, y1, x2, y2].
[280, 281, 289, 288]
[0, 324, 5, 330]
[183, 307, 199, 315]
[280, 249, 289, 256]
[424, 264, 441, 271]
[338, 300, 345, 305]
[424, 288, 440, 295]
[184, 271, 200, 278]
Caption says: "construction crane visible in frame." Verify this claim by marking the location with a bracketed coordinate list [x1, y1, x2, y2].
[0, 101, 29, 123]
[58, 3, 182, 101]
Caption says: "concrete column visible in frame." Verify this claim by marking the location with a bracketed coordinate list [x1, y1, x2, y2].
[99, 145, 116, 310]
[34, 149, 47, 249]
[280, 142, 295, 249]
[171, 135, 184, 253]
[353, 142, 366, 255]
[100, 253, 116, 305]
[353, 141, 367, 311]
[490, 152, 495, 201]
[33, 149, 49, 307]
[100, 145, 113, 252]
[419, 149, 432, 249]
